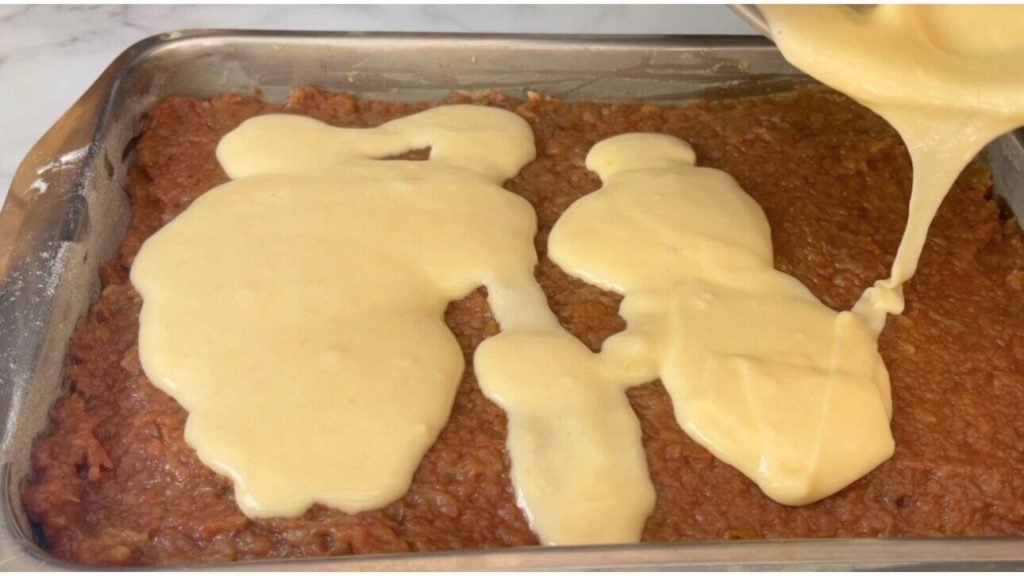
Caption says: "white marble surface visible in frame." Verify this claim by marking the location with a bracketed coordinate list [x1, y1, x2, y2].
[0, 5, 754, 208]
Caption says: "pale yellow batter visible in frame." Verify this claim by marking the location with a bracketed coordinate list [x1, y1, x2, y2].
[545, 134, 893, 506]
[132, 107, 542, 517]
[131, 3, 1024, 549]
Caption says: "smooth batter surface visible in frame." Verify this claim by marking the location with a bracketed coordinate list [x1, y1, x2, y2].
[23, 87, 1024, 565]
[131, 107, 541, 519]
[543, 133, 892, 505]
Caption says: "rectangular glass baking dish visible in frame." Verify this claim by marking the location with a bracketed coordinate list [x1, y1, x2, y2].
[1, 31, 1023, 570]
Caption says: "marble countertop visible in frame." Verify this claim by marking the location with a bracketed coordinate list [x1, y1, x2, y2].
[0, 5, 754, 209]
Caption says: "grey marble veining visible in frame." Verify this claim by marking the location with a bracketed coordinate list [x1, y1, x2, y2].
[0, 5, 753, 210]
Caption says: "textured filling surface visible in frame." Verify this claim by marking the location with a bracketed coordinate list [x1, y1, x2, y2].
[23, 86, 1024, 566]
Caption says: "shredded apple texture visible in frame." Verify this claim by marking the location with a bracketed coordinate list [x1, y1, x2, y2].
[23, 86, 1024, 566]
